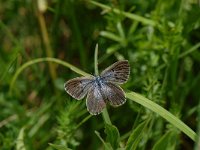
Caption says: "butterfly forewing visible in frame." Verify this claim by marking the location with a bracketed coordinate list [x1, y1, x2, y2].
[100, 60, 130, 84]
[86, 86, 106, 115]
[64, 77, 94, 100]
[103, 82, 126, 106]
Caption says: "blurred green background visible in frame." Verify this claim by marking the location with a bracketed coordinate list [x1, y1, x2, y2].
[0, 0, 200, 149]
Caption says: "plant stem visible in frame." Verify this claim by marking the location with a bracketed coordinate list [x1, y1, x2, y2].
[102, 109, 112, 125]
[76, 115, 92, 129]
[35, 1, 57, 81]
[94, 44, 112, 125]
[94, 44, 99, 76]
[179, 42, 200, 58]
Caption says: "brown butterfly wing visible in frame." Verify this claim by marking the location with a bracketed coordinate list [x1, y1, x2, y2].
[86, 86, 106, 115]
[103, 82, 126, 106]
[100, 60, 130, 84]
[64, 77, 94, 100]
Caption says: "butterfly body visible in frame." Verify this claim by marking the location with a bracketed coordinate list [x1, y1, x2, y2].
[64, 60, 130, 115]
[93, 76, 108, 100]
[94, 76, 104, 88]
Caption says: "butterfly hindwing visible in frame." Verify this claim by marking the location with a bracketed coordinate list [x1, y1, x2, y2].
[100, 60, 130, 84]
[64, 77, 94, 100]
[86, 86, 106, 115]
[103, 82, 126, 106]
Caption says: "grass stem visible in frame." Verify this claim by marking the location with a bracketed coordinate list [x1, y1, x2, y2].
[35, 1, 57, 81]
[94, 44, 99, 76]
[94, 44, 112, 125]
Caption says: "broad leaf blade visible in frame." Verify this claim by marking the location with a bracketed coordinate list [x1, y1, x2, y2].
[126, 120, 148, 150]
[104, 123, 120, 149]
[16, 127, 26, 150]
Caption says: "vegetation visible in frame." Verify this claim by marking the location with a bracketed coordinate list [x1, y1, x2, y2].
[0, 0, 200, 149]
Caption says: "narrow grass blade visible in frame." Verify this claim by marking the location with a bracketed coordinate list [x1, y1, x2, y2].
[179, 42, 200, 58]
[89, 1, 156, 26]
[195, 100, 200, 150]
[9, 57, 91, 93]
[126, 91, 198, 141]
[94, 43, 99, 76]
[100, 31, 123, 43]
[28, 114, 50, 137]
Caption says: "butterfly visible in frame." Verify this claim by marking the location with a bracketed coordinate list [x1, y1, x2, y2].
[64, 60, 130, 115]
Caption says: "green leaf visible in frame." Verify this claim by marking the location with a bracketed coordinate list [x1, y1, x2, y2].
[152, 130, 178, 150]
[125, 120, 148, 150]
[16, 127, 26, 150]
[95, 131, 113, 150]
[100, 31, 123, 43]
[49, 143, 72, 150]
[104, 123, 120, 149]
[126, 91, 197, 141]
